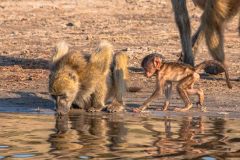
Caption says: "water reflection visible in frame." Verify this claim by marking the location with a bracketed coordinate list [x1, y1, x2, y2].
[47, 113, 240, 159]
[0, 113, 240, 159]
[49, 113, 128, 159]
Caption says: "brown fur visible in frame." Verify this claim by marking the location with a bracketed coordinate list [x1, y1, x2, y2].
[192, 0, 206, 9]
[239, 14, 240, 35]
[106, 52, 130, 112]
[173, 0, 240, 74]
[133, 53, 232, 113]
[49, 41, 130, 115]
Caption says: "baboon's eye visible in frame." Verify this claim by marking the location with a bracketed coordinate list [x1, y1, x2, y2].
[68, 73, 77, 81]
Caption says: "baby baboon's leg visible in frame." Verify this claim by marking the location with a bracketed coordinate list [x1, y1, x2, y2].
[187, 88, 206, 112]
[162, 81, 173, 111]
[133, 86, 161, 112]
[133, 79, 165, 113]
[186, 72, 203, 106]
[187, 88, 204, 106]
[171, 0, 194, 66]
[176, 87, 192, 112]
[175, 74, 199, 111]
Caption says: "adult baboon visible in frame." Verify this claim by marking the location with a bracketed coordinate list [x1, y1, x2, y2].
[172, 0, 240, 74]
[49, 41, 130, 115]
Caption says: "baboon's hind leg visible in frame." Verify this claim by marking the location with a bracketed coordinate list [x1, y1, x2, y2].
[201, 0, 228, 74]
[178, 25, 204, 63]
[171, 0, 194, 66]
[187, 88, 206, 112]
[175, 73, 199, 112]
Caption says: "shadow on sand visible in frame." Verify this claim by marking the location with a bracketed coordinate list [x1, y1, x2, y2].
[0, 55, 49, 70]
[0, 91, 54, 113]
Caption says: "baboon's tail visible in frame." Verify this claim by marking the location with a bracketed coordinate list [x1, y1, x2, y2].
[89, 40, 113, 75]
[113, 52, 129, 101]
[194, 60, 232, 89]
[114, 53, 141, 96]
[52, 41, 69, 64]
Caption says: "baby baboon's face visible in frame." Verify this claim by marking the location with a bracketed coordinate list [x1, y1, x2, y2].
[144, 62, 157, 78]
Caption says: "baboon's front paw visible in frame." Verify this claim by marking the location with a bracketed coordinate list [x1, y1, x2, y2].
[132, 108, 142, 113]
[204, 65, 224, 75]
[106, 103, 124, 113]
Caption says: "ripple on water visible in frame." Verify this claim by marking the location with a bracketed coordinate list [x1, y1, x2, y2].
[79, 155, 92, 159]
[1, 113, 240, 159]
[12, 153, 35, 158]
[201, 157, 216, 160]
[0, 145, 9, 149]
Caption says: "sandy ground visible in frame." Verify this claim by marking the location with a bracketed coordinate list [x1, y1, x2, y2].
[0, 0, 239, 115]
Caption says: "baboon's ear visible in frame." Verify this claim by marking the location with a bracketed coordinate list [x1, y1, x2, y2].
[153, 57, 162, 68]
[68, 73, 77, 81]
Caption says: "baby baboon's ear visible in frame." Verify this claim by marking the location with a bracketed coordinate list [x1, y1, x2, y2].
[153, 57, 162, 69]
[68, 73, 77, 82]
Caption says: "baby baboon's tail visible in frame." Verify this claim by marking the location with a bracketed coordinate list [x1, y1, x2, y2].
[194, 60, 232, 89]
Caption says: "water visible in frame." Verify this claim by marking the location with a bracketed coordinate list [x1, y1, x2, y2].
[0, 112, 240, 159]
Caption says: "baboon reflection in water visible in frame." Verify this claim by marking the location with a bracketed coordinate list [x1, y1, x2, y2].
[48, 113, 127, 158]
[48, 114, 240, 159]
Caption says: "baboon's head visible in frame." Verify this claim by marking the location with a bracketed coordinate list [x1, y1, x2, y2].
[141, 53, 165, 78]
[49, 70, 78, 115]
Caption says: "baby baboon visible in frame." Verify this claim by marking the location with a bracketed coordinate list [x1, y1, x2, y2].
[49, 41, 130, 115]
[172, 0, 240, 74]
[133, 53, 232, 113]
